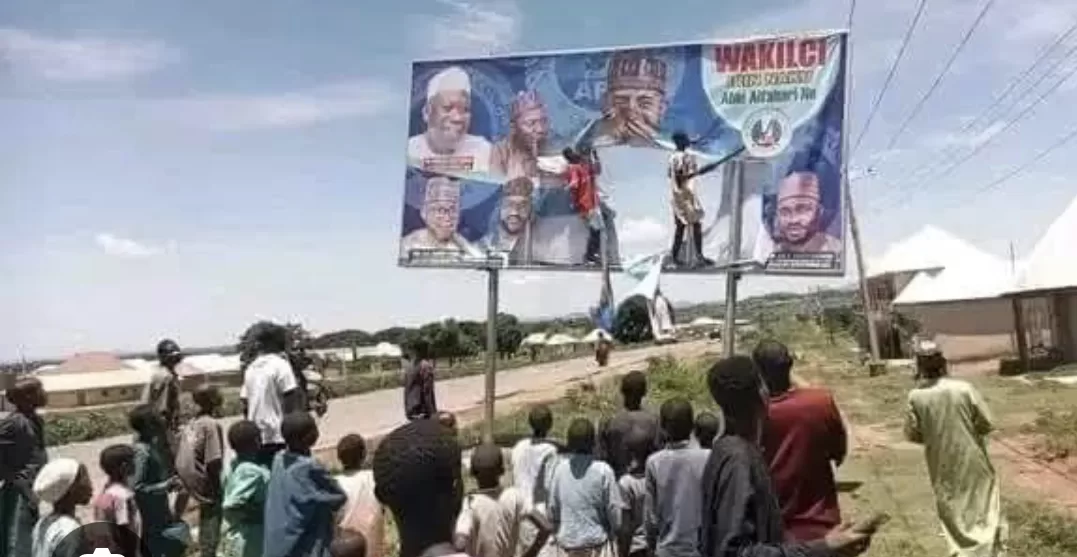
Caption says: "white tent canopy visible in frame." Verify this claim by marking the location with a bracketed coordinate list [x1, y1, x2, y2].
[893, 246, 1018, 305]
[582, 329, 612, 343]
[689, 317, 723, 328]
[1008, 194, 1077, 294]
[520, 333, 548, 347]
[866, 226, 986, 279]
[545, 333, 580, 346]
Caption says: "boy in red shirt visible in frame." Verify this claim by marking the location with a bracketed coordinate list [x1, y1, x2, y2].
[754, 340, 847, 542]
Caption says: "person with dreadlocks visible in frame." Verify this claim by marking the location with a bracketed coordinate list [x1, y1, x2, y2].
[701, 356, 874, 557]
[904, 343, 1006, 557]
[373, 419, 469, 557]
[0, 377, 48, 557]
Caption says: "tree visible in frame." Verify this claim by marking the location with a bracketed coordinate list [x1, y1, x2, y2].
[613, 295, 653, 344]
[495, 313, 524, 358]
[311, 329, 372, 349]
[237, 320, 312, 367]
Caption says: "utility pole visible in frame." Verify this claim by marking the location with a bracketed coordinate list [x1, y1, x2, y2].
[847, 176, 882, 368]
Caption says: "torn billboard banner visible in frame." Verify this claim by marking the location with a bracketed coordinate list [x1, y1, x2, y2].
[399, 31, 848, 276]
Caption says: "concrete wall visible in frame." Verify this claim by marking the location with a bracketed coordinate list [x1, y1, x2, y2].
[898, 298, 1016, 362]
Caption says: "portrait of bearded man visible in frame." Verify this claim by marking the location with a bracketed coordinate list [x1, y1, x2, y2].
[490, 91, 560, 184]
[771, 171, 841, 254]
[586, 50, 670, 148]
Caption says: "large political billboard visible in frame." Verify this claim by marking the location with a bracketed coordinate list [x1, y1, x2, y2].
[399, 31, 848, 276]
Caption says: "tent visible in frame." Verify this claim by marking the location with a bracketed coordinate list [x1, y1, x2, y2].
[689, 317, 723, 328]
[520, 333, 548, 347]
[545, 334, 580, 347]
[582, 329, 612, 343]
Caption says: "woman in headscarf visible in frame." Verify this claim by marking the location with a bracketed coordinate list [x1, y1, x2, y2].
[30, 458, 93, 557]
[904, 342, 1007, 556]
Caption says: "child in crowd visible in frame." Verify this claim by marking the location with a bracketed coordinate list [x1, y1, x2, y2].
[453, 444, 549, 557]
[218, 421, 271, 557]
[549, 418, 623, 557]
[264, 412, 347, 557]
[438, 412, 458, 436]
[511, 405, 560, 557]
[335, 434, 385, 557]
[92, 444, 143, 556]
[373, 420, 467, 557]
[30, 458, 93, 557]
[176, 385, 225, 557]
[645, 399, 709, 557]
[617, 431, 653, 557]
[0, 378, 48, 557]
[331, 530, 368, 557]
[692, 412, 721, 450]
[129, 403, 189, 557]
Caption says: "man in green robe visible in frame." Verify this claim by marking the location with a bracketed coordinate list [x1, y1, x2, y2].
[903, 344, 1007, 557]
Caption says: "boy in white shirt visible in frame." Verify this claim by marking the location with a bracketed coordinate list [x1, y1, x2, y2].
[454, 445, 549, 557]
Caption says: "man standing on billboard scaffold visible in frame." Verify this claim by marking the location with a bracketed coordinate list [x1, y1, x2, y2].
[401, 176, 482, 259]
[407, 66, 492, 175]
[771, 171, 841, 255]
[584, 50, 670, 148]
[564, 146, 605, 266]
[481, 176, 534, 264]
[490, 91, 560, 184]
[668, 131, 720, 268]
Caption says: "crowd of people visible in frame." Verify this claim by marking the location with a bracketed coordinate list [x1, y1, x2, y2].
[0, 327, 1006, 557]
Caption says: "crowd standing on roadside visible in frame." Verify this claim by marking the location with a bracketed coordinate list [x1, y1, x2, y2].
[0, 325, 1009, 557]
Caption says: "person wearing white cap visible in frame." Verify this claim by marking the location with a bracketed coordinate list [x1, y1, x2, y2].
[407, 65, 492, 175]
[400, 175, 482, 259]
[30, 458, 92, 557]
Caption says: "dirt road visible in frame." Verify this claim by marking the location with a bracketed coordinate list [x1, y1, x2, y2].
[52, 339, 716, 495]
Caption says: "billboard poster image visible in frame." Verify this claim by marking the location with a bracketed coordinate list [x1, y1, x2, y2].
[399, 31, 848, 276]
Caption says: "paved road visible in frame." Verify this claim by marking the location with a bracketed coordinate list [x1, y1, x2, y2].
[52, 340, 715, 495]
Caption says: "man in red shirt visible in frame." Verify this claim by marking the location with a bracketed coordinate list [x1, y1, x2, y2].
[754, 339, 847, 542]
[564, 146, 601, 264]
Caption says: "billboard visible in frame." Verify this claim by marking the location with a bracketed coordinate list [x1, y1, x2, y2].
[399, 31, 848, 276]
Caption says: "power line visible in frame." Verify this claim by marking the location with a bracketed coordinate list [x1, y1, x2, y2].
[850, 0, 929, 156]
[881, 0, 999, 152]
[862, 22, 1077, 213]
[894, 35, 1077, 191]
[962, 118, 1077, 198]
[885, 52, 1077, 207]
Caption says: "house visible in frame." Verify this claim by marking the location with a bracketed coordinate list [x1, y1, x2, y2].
[866, 226, 1022, 363]
[1004, 194, 1077, 365]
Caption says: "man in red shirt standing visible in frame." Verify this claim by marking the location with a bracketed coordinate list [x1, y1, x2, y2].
[564, 146, 601, 265]
[754, 339, 847, 542]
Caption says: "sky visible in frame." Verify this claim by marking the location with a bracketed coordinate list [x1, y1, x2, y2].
[5, 0, 1077, 360]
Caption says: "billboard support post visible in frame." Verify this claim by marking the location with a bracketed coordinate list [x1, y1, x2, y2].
[847, 191, 882, 366]
[483, 267, 500, 444]
[723, 160, 745, 357]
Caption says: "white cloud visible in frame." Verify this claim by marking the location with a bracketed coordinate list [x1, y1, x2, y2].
[0, 27, 178, 82]
[416, 0, 521, 58]
[150, 80, 395, 131]
[94, 233, 162, 259]
[619, 217, 668, 248]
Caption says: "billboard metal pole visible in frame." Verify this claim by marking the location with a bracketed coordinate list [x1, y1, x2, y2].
[847, 191, 881, 365]
[723, 160, 744, 357]
[483, 267, 499, 444]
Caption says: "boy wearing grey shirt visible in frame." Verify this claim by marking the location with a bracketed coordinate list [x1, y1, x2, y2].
[645, 399, 709, 557]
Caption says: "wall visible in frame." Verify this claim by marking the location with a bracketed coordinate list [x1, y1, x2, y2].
[898, 298, 1016, 362]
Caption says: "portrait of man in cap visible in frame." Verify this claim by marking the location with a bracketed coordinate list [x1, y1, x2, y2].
[589, 50, 670, 147]
[482, 176, 534, 264]
[771, 171, 841, 253]
[401, 176, 482, 257]
[407, 66, 492, 175]
[490, 91, 560, 184]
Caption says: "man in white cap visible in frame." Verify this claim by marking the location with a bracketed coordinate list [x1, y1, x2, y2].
[401, 176, 482, 257]
[408, 66, 492, 175]
[30, 458, 92, 557]
[772, 171, 841, 254]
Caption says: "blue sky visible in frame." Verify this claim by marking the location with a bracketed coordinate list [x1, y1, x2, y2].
[5, 0, 1077, 359]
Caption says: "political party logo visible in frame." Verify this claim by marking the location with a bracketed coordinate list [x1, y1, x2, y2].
[554, 52, 610, 113]
[742, 108, 790, 158]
